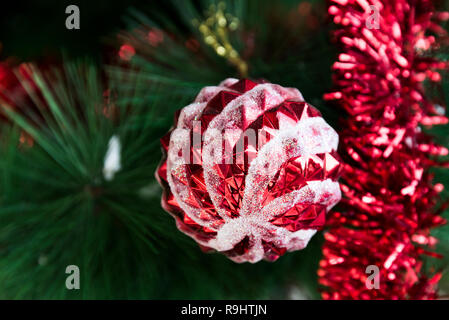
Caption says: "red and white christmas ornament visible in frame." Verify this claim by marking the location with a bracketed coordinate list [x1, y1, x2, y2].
[156, 79, 342, 263]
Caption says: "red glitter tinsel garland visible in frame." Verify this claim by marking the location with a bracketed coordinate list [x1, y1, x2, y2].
[320, 0, 449, 299]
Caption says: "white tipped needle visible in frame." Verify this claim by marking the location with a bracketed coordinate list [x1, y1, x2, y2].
[103, 135, 121, 181]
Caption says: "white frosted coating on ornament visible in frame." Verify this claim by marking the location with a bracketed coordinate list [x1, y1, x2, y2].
[166, 129, 202, 224]
[241, 117, 338, 217]
[164, 79, 341, 262]
[166, 127, 225, 239]
[202, 83, 305, 218]
[307, 179, 342, 210]
[177, 102, 207, 129]
[282, 229, 317, 251]
[219, 78, 239, 87]
[259, 186, 316, 221]
[194, 82, 238, 103]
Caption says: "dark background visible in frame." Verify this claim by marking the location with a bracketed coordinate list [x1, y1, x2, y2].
[0, 0, 166, 60]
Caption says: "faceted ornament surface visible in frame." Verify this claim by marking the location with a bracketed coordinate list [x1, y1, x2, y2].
[156, 79, 342, 263]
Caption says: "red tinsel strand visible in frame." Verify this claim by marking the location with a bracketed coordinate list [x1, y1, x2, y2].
[320, 0, 448, 299]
